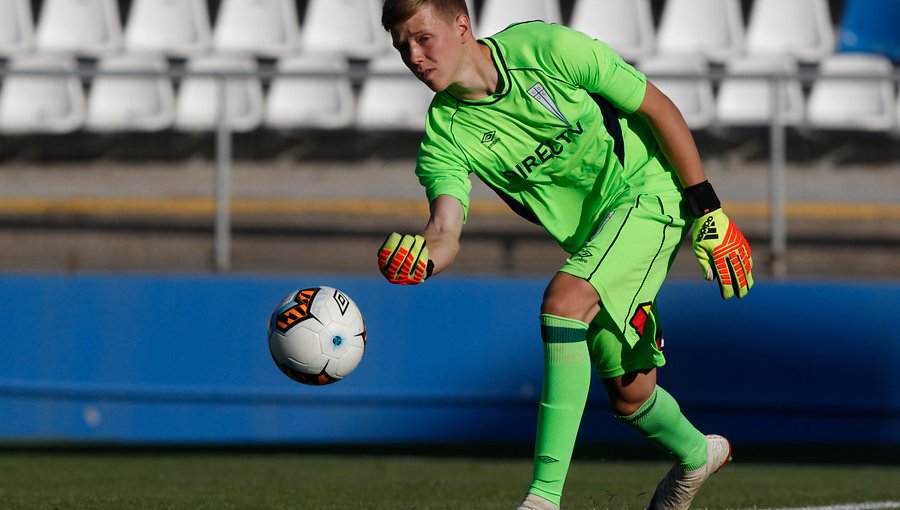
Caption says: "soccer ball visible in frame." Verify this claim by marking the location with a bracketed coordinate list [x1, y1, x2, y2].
[267, 286, 367, 386]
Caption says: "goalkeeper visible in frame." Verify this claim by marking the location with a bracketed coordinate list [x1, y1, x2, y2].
[377, 1, 753, 509]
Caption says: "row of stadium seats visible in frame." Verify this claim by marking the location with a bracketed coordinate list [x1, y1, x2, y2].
[3, 0, 392, 59]
[0, 0, 892, 64]
[1, 51, 897, 134]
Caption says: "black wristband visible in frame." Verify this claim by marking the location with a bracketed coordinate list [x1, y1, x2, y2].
[684, 180, 721, 217]
[424, 259, 435, 280]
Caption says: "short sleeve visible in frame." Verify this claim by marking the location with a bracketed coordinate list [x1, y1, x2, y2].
[539, 24, 647, 113]
[415, 112, 473, 222]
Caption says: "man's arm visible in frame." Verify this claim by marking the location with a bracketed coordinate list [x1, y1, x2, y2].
[636, 81, 706, 187]
[377, 195, 464, 285]
[421, 194, 464, 277]
[636, 81, 754, 299]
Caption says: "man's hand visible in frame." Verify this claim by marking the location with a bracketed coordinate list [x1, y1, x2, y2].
[692, 209, 754, 299]
[377, 233, 433, 285]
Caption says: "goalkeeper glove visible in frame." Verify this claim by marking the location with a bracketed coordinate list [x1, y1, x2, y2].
[686, 181, 754, 300]
[377, 232, 434, 285]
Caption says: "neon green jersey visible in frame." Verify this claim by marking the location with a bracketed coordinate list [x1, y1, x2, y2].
[416, 22, 683, 254]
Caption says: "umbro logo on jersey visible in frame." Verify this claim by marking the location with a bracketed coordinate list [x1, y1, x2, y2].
[528, 83, 570, 126]
[696, 216, 719, 242]
[481, 130, 501, 148]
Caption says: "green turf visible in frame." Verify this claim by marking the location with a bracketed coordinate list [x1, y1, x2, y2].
[0, 452, 898, 509]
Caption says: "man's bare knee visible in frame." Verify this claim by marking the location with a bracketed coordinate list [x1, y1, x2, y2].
[604, 369, 657, 416]
[541, 272, 601, 323]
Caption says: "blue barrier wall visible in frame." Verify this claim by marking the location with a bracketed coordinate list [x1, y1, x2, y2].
[0, 274, 898, 445]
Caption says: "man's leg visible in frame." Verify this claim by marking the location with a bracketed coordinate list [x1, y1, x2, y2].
[592, 311, 730, 510]
[523, 313, 591, 507]
[604, 371, 707, 470]
[602, 367, 730, 509]
[518, 273, 598, 509]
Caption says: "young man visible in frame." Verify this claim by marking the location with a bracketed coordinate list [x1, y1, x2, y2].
[376, 1, 753, 508]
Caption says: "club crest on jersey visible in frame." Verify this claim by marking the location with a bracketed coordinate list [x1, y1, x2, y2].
[528, 83, 570, 126]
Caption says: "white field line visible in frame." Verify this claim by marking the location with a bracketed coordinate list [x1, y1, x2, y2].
[736, 502, 900, 510]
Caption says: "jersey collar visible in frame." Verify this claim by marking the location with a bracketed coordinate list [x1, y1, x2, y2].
[447, 38, 511, 106]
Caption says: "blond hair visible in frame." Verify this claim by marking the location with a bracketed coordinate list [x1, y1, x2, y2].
[381, 0, 470, 32]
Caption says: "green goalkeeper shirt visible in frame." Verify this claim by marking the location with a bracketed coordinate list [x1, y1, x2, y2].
[416, 21, 684, 254]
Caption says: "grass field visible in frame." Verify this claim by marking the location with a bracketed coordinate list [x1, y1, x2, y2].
[0, 451, 898, 510]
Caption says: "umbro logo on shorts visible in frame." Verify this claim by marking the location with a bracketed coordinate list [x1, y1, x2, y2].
[573, 248, 593, 263]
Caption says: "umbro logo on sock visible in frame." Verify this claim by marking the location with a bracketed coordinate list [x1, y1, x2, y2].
[536, 456, 559, 464]
[696, 216, 719, 242]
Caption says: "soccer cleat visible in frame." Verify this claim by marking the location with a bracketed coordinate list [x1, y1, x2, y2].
[516, 493, 559, 510]
[647, 434, 732, 510]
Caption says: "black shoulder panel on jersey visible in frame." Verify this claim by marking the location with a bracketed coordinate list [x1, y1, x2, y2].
[485, 182, 540, 225]
[589, 93, 625, 168]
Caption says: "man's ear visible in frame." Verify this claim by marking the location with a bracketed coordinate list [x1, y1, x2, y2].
[455, 13, 472, 41]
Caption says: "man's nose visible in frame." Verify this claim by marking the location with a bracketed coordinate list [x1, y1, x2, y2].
[408, 44, 425, 64]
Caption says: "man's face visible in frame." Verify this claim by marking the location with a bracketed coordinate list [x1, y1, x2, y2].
[390, 5, 466, 92]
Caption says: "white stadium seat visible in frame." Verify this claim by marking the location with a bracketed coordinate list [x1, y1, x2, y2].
[639, 54, 715, 130]
[656, 0, 744, 63]
[746, 0, 835, 63]
[0, 54, 86, 133]
[807, 54, 895, 131]
[124, 0, 212, 57]
[570, 0, 654, 62]
[265, 53, 356, 130]
[35, 0, 122, 57]
[0, 0, 34, 56]
[175, 55, 264, 132]
[716, 55, 805, 127]
[213, 0, 301, 57]
[356, 55, 434, 131]
[478, 0, 562, 38]
[86, 54, 175, 132]
[301, 0, 390, 60]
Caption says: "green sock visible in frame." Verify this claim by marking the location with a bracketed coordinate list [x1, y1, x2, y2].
[528, 314, 592, 505]
[617, 386, 708, 470]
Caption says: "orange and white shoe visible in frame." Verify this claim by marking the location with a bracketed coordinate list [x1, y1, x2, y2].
[647, 434, 733, 510]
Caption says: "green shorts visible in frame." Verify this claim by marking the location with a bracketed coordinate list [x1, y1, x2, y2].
[559, 191, 690, 379]
[587, 302, 666, 379]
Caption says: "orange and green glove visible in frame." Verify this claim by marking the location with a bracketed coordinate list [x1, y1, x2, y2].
[377, 232, 433, 285]
[686, 181, 754, 299]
